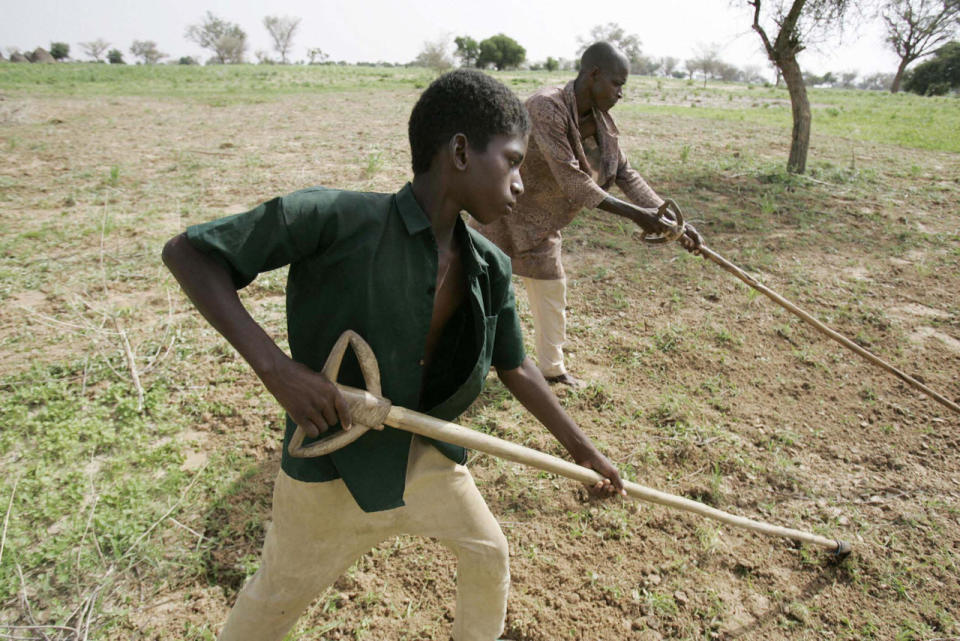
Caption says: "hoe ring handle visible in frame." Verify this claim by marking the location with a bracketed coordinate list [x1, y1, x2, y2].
[287, 330, 391, 458]
[642, 198, 686, 244]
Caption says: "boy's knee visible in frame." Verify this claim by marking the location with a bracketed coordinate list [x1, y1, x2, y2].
[459, 529, 509, 572]
[482, 530, 510, 575]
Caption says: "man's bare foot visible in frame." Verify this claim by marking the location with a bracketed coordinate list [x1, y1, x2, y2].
[544, 372, 585, 388]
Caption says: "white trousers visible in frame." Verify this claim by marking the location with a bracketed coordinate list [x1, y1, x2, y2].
[218, 437, 509, 641]
[520, 276, 567, 377]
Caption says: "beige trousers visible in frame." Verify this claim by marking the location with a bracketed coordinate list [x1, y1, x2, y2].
[520, 276, 567, 377]
[218, 437, 509, 641]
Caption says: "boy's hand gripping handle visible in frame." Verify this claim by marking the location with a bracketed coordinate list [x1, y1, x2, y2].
[287, 330, 393, 458]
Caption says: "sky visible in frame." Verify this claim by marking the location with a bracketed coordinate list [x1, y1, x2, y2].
[1, 0, 903, 78]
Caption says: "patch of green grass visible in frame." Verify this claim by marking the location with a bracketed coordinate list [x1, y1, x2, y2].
[0, 63, 445, 101]
[646, 589, 679, 616]
[0, 359, 214, 626]
[620, 85, 960, 152]
[651, 323, 685, 352]
[644, 389, 721, 447]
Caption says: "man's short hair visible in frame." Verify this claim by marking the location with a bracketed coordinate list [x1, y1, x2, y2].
[579, 42, 629, 74]
[408, 69, 530, 175]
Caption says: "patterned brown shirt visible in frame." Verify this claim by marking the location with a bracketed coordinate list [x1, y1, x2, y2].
[471, 80, 663, 280]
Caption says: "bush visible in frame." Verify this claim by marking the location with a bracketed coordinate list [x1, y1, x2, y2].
[477, 34, 525, 70]
[904, 41, 960, 95]
[107, 49, 125, 64]
[50, 42, 69, 60]
[413, 37, 453, 71]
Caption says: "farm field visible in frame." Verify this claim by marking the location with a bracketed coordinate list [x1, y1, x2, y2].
[1, 64, 959, 640]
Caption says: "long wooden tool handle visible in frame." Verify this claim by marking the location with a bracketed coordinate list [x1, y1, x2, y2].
[385, 405, 850, 555]
[699, 245, 960, 416]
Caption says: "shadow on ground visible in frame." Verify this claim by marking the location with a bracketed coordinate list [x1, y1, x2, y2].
[201, 459, 280, 596]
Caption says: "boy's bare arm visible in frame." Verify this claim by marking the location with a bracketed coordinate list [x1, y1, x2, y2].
[161, 233, 351, 437]
[496, 357, 626, 497]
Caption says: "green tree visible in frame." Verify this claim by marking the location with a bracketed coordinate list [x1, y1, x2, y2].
[687, 42, 722, 87]
[130, 40, 166, 65]
[904, 40, 960, 93]
[107, 48, 125, 64]
[882, 0, 960, 93]
[454, 36, 480, 67]
[545, 56, 559, 71]
[306, 47, 328, 64]
[660, 56, 680, 77]
[185, 11, 248, 64]
[477, 34, 525, 70]
[49, 42, 69, 60]
[81, 39, 111, 62]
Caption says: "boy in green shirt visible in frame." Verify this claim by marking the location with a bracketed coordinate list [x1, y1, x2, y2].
[163, 69, 624, 641]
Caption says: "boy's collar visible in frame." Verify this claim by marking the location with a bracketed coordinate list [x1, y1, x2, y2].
[397, 182, 432, 235]
[396, 183, 487, 276]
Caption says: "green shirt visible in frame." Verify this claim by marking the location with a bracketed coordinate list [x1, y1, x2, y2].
[186, 183, 526, 512]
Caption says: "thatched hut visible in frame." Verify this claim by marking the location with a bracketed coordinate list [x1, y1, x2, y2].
[27, 47, 56, 63]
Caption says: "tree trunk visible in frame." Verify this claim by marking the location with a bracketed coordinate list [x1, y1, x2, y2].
[891, 57, 910, 93]
[780, 54, 810, 174]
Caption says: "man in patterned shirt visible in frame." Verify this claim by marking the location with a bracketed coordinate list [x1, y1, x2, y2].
[472, 41, 702, 387]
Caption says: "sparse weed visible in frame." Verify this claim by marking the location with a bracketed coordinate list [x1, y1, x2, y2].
[695, 524, 721, 551]
[646, 590, 679, 616]
[652, 324, 684, 352]
[647, 390, 693, 431]
[363, 149, 384, 179]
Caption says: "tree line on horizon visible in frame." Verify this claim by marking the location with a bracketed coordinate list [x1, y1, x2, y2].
[3, 2, 957, 96]
[3, 2, 958, 175]
[1, 13, 309, 68]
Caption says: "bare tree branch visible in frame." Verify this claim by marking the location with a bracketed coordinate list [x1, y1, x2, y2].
[263, 15, 301, 64]
[882, 0, 960, 91]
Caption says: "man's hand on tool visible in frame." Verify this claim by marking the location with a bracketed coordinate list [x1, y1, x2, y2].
[576, 450, 627, 498]
[597, 196, 702, 254]
[597, 195, 668, 237]
[261, 356, 353, 438]
[631, 206, 671, 236]
[678, 223, 702, 254]
[657, 200, 703, 255]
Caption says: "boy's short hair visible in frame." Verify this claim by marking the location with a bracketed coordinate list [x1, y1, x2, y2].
[408, 69, 530, 175]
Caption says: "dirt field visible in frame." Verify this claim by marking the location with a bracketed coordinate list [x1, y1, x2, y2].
[1, 68, 959, 641]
